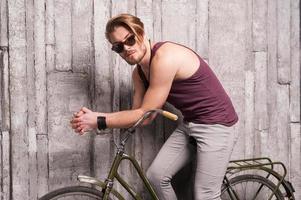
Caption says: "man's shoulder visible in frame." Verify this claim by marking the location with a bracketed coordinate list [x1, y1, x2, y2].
[153, 42, 191, 65]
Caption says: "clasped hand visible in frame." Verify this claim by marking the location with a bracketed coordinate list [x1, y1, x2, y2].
[70, 107, 99, 135]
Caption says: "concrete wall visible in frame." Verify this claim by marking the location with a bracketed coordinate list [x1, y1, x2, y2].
[0, 0, 300, 199]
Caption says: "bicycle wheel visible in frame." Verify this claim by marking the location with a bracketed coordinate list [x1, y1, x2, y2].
[221, 174, 284, 200]
[39, 186, 111, 200]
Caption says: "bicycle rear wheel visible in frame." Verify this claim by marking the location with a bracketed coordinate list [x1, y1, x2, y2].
[221, 174, 284, 200]
[39, 186, 111, 200]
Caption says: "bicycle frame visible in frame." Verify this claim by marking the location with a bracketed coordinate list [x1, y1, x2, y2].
[78, 147, 159, 200]
[101, 145, 159, 200]
[78, 109, 178, 200]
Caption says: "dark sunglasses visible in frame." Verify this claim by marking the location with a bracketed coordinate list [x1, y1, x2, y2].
[111, 35, 136, 53]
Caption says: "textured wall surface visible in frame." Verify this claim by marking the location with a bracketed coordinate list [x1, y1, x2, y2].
[0, 0, 300, 199]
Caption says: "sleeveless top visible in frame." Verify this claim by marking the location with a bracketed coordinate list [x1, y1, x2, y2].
[137, 42, 238, 126]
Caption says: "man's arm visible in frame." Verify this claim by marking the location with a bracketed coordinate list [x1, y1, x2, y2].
[72, 49, 178, 133]
[131, 67, 146, 110]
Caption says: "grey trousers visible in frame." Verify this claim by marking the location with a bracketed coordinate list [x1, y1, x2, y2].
[146, 122, 238, 200]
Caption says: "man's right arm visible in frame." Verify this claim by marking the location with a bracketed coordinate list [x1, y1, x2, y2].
[131, 67, 156, 125]
[132, 67, 146, 110]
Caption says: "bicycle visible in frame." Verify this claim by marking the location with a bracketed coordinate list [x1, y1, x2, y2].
[39, 109, 295, 200]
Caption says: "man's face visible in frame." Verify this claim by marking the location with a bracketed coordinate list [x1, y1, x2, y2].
[109, 26, 146, 65]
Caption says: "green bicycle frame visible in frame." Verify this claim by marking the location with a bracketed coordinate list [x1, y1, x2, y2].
[90, 110, 177, 200]
[102, 146, 159, 200]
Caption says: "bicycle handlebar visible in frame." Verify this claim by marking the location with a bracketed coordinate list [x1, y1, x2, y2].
[158, 109, 178, 121]
[119, 109, 178, 147]
[161, 110, 178, 121]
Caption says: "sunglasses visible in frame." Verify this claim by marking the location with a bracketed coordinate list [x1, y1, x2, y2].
[111, 35, 136, 53]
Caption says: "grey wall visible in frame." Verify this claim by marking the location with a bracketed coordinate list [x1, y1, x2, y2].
[0, 0, 300, 199]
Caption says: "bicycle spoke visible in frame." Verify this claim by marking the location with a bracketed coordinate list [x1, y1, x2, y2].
[221, 175, 284, 200]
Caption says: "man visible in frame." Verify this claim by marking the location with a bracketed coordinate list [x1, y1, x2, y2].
[71, 13, 238, 200]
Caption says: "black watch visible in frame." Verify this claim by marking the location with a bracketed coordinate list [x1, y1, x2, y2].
[97, 116, 107, 130]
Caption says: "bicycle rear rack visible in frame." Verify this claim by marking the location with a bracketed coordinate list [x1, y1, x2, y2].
[226, 157, 295, 199]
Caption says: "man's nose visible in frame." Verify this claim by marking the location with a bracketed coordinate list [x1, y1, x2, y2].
[123, 44, 131, 51]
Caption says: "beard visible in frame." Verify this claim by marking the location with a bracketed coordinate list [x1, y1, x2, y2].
[122, 42, 147, 65]
[124, 56, 143, 65]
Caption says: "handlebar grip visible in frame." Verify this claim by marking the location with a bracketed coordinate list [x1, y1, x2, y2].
[162, 111, 178, 121]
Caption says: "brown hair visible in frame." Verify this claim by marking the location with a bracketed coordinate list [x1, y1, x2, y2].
[105, 14, 145, 43]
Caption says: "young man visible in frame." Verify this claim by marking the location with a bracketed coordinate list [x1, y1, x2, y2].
[71, 13, 238, 200]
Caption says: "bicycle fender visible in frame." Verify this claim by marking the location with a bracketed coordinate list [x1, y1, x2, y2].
[282, 180, 295, 199]
[78, 175, 125, 200]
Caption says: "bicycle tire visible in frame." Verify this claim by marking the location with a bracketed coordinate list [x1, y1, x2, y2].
[39, 186, 112, 200]
[221, 174, 284, 200]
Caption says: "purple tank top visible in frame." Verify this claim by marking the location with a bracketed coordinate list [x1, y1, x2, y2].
[139, 42, 238, 126]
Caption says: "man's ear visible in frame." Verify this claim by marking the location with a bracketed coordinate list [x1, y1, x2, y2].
[107, 35, 112, 44]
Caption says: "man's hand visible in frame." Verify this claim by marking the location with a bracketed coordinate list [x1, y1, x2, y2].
[70, 107, 99, 135]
